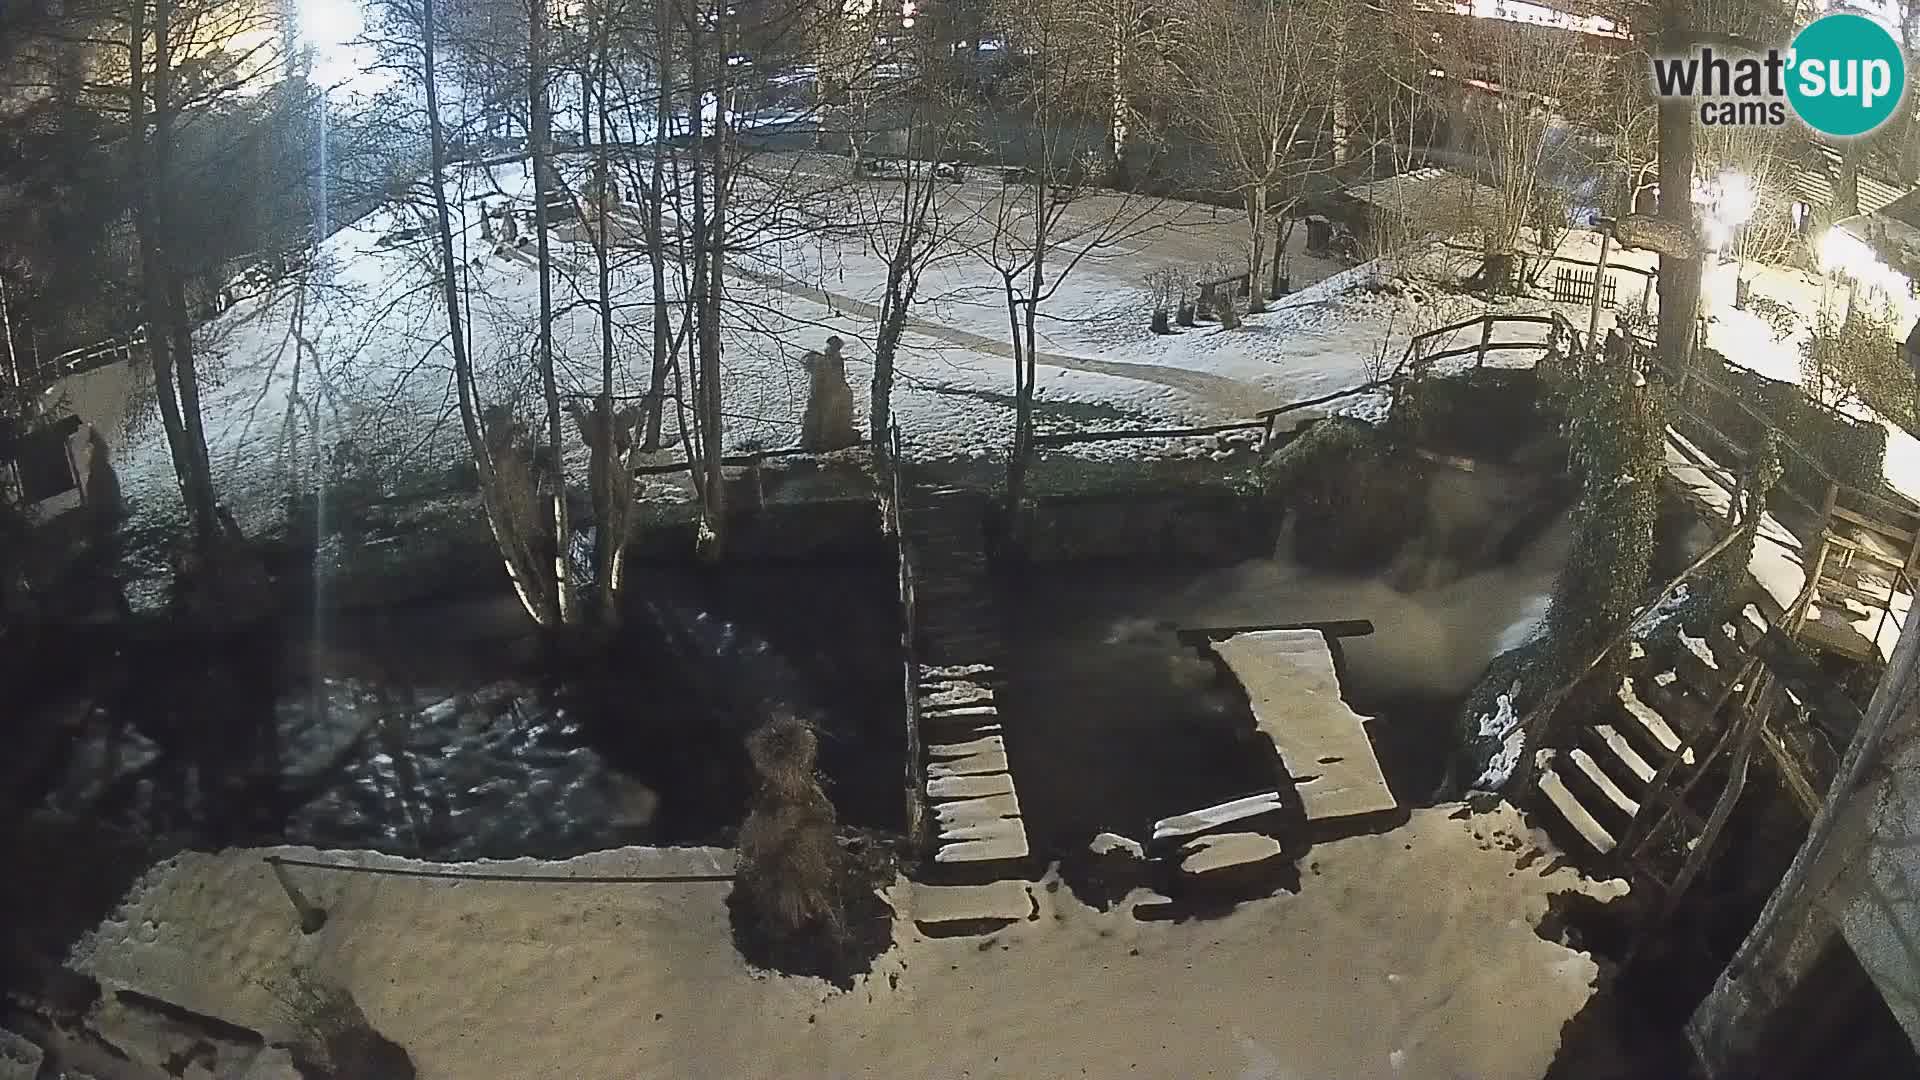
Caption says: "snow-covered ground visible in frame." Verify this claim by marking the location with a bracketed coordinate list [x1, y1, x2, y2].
[49, 155, 1591, 545]
[71, 803, 1625, 1079]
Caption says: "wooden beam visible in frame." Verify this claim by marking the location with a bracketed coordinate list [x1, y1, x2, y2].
[1175, 619, 1375, 644]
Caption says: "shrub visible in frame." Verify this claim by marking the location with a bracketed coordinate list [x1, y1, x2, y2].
[1545, 358, 1663, 682]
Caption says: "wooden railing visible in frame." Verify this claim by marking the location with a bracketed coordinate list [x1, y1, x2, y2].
[19, 332, 145, 388]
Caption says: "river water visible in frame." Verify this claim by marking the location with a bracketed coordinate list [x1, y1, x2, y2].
[34, 564, 905, 862]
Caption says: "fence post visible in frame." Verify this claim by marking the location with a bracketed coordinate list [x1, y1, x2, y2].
[1475, 317, 1493, 369]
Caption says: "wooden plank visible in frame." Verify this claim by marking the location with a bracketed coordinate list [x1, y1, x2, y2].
[934, 829, 1029, 864]
[1570, 748, 1642, 818]
[927, 773, 1015, 800]
[1616, 677, 1685, 755]
[1210, 631, 1397, 822]
[926, 746, 1009, 778]
[1150, 791, 1285, 841]
[1594, 724, 1657, 785]
[1831, 505, 1916, 545]
[933, 792, 1023, 828]
[929, 735, 1004, 759]
[1540, 764, 1617, 854]
[1820, 531, 1909, 571]
[1815, 577, 1897, 611]
[1176, 619, 1374, 644]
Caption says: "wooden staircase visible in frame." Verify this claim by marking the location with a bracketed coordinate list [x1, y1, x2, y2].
[1535, 620, 1750, 862]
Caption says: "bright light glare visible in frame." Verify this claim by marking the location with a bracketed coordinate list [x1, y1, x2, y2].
[299, 0, 359, 53]
[1693, 170, 1756, 254]
[299, 0, 368, 88]
[1819, 227, 1913, 299]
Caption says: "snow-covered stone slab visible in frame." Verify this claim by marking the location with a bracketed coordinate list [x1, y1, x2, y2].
[927, 772, 1015, 800]
[1178, 832, 1285, 875]
[933, 792, 1022, 825]
[1616, 677, 1688, 758]
[0, 1029, 44, 1080]
[1151, 792, 1285, 841]
[911, 881, 1034, 925]
[926, 746, 1009, 777]
[1209, 630, 1397, 823]
[929, 735, 1004, 758]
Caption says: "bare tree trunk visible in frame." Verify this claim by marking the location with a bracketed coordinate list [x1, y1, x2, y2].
[424, 0, 553, 626]
[642, 0, 674, 450]
[529, 0, 574, 623]
[590, 10, 622, 615]
[873, 248, 911, 457]
[138, 0, 221, 551]
[1245, 181, 1268, 314]
[702, 3, 730, 555]
[1655, 2, 1700, 381]
[127, 0, 191, 502]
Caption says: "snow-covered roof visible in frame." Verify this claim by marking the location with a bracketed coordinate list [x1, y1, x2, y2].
[1833, 188, 1920, 275]
[1791, 145, 1908, 218]
[1336, 168, 1503, 236]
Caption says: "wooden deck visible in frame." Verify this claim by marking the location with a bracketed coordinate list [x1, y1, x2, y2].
[1663, 428, 1911, 664]
[1207, 630, 1398, 824]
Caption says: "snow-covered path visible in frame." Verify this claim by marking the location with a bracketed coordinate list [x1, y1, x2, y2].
[72, 804, 1623, 1080]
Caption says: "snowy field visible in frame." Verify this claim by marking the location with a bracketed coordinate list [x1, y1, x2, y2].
[53, 155, 1593, 543]
[71, 803, 1624, 1079]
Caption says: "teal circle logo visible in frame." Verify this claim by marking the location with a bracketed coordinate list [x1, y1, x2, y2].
[1787, 13, 1906, 137]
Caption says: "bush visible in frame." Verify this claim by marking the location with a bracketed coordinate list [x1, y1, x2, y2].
[1545, 359, 1663, 682]
[1263, 418, 1422, 571]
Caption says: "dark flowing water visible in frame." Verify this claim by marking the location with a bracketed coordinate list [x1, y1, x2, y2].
[31, 563, 905, 862]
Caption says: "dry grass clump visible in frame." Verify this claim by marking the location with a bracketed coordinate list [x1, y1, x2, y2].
[734, 713, 846, 940]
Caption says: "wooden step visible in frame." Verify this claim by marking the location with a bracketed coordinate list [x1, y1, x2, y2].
[1150, 791, 1286, 842]
[1592, 724, 1656, 785]
[1569, 747, 1641, 819]
[1616, 677, 1685, 756]
[1539, 760, 1617, 855]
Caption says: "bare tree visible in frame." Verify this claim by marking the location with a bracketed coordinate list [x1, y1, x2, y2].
[1177, 0, 1335, 314]
[1439, 18, 1603, 291]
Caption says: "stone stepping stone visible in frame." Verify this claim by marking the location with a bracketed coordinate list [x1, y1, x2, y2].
[911, 880, 1035, 928]
[1177, 832, 1285, 875]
